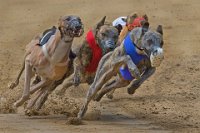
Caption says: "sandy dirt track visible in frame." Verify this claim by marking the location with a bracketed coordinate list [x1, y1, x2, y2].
[0, 0, 200, 132]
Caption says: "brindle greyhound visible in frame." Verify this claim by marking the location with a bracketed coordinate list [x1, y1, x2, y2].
[9, 15, 84, 108]
[72, 22, 164, 123]
[23, 16, 119, 111]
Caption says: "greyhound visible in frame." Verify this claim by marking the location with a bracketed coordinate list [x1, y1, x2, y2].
[73, 22, 164, 122]
[23, 16, 119, 111]
[9, 15, 84, 108]
[26, 15, 148, 112]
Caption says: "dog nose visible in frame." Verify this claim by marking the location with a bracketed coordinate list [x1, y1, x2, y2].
[75, 25, 82, 30]
[150, 48, 164, 67]
[153, 49, 158, 55]
[106, 40, 115, 48]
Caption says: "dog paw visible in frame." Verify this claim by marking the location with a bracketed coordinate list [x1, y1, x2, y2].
[55, 88, 65, 96]
[12, 103, 18, 110]
[8, 82, 17, 89]
[74, 77, 80, 86]
[127, 82, 140, 94]
[66, 117, 83, 125]
[106, 94, 113, 99]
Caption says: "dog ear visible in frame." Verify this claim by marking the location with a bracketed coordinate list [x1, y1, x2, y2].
[142, 14, 148, 21]
[96, 16, 106, 30]
[142, 21, 149, 34]
[156, 25, 163, 35]
[156, 25, 164, 47]
[127, 13, 138, 24]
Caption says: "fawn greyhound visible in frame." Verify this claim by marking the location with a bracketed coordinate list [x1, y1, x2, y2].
[9, 15, 84, 108]
[24, 16, 119, 111]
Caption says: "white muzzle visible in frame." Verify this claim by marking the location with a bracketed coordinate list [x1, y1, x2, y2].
[150, 48, 164, 67]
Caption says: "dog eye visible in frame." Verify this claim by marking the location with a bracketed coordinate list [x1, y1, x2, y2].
[147, 39, 153, 46]
[101, 33, 106, 37]
[113, 35, 118, 40]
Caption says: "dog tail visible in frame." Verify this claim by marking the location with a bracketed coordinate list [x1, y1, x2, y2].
[9, 54, 26, 89]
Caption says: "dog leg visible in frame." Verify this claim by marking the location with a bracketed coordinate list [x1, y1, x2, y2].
[126, 55, 141, 79]
[35, 89, 49, 110]
[29, 79, 48, 94]
[78, 67, 116, 119]
[102, 78, 117, 99]
[31, 72, 70, 110]
[26, 88, 45, 109]
[33, 74, 67, 110]
[95, 75, 129, 101]
[94, 80, 118, 101]
[77, 50, 129, 119]
[106, 89, 115, 99]
[13, 61, 32, 108]
[31, 75, 41, 86]
[73, 58, 82, 86]
[34, 82, 58, 110]
[56, 74, 74, 95]
[77, 53, 111, 119]
[127, 68, 156, 94]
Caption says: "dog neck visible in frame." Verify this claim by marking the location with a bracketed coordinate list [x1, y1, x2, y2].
[130, 28, 147, 55]
[42, 29, 74, 66]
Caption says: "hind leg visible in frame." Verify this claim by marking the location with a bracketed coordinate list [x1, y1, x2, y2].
[34, 82, 59, 110]
[35, 89, 49, 110]
[27, 70, 72, 110]
[77, 53, 114, 119]
[31, 72, 70, 110]
[78, 67, 116, 119]
[13, 62, 49, 108]
[31, 75, 41, 86]
[94, 75, 129, 101]
[56, 74, 74, 95]
[29, 79, 49, 94]
[26, 87, 46, 109]
[13, 60, 32, 108]
[78, 57, 141, 119]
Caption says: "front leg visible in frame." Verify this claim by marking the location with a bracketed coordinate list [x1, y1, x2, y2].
[127, 67, 156, 94]
[73, 58, 82, 86]
[125, 55, 141, 80]
[94, 75, 129, 101]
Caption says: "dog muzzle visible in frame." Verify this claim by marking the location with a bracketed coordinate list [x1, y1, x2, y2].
[67, 19, 84, 37]
[100, 39, 116, 54]
[150, 48, 164, 67]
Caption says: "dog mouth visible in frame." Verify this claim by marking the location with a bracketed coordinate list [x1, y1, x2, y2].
[150, 48, 164, 67]
[72, 25, 84, 37]
[68, 20, 84, 37]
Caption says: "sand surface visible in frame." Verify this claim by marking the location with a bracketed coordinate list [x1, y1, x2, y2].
[0, 0, 200, 132]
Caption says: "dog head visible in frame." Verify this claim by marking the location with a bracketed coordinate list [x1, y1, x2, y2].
[130, 22, 164, 67]
[58, 15, 84, 37]
[94, 16, 119, 54]
[126, 13, 149, 31]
